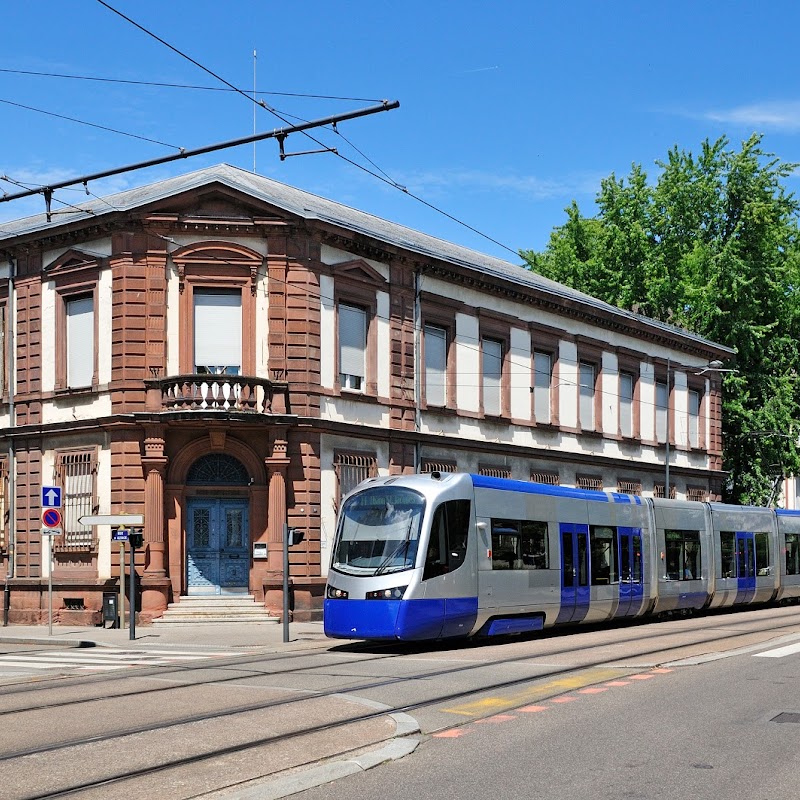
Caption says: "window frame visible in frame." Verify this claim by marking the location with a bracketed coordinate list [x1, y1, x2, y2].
[490, 518, 549, 571]
[665, 528, 701, 580]
[333, 450, 378, 511]
[338, 302, 368, 392]
[334, 281, 377, 397]
[53, 447, 99, 551]
[55, 282, 99, 392]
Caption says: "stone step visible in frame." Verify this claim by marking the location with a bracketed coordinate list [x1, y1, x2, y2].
[153, 595, 278, 624]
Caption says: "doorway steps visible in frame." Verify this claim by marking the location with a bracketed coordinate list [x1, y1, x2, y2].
[152, 595, 277, 624]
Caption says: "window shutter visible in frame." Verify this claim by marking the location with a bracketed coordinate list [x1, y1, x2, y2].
[66, 296, 94, 387]
[194, 290, 242, 373]
[425, 325, 447, 406]
[339, 304, 366, 379]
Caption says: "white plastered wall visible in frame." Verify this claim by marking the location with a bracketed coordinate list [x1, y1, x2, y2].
[559, 340, 578, 429]
[456, 312, 480, 413]
[510, 327, 531, 421]
[602, 351, 618, 436]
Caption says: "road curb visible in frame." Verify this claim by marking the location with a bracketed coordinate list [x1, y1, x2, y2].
[0, 636, 97, 648]
[201, 712, 422, 800]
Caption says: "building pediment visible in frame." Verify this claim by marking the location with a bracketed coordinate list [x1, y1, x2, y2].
[330, 258, 387, 287]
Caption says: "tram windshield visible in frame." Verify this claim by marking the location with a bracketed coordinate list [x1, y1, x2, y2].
[332, 487, 425, 575]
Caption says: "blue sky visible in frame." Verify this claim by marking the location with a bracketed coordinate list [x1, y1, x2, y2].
[2, 1, 799, 262]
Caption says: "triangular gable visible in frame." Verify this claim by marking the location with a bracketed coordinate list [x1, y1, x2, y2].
[330, 258, 386, 287]
[44, 248, 106, 274]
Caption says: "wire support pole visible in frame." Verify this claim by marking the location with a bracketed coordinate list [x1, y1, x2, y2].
[0, 100, 400, 205]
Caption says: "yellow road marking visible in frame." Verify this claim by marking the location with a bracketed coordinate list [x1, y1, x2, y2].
[442, 667, 628, 717]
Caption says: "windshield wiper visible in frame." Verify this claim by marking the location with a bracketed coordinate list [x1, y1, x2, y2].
[374, 519, 414, 576]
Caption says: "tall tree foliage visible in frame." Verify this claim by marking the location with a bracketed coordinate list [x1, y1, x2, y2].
[522, 135, 800, 505]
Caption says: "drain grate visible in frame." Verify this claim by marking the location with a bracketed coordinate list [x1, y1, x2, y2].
[772, 713, 800, 724]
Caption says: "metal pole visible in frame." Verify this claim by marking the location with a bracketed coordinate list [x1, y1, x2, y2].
[119, 543, 125, 630]
[129, 539, 136, 641]
[665, 357, 670, 498]
[282, 523, 289, 644]
[47, 536, 52, 636]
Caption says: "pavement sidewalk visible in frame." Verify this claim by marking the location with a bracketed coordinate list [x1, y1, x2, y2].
[0, 618, 331, 651]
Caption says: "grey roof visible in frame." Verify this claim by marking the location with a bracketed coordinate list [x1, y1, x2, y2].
[0, 163, 732, 355]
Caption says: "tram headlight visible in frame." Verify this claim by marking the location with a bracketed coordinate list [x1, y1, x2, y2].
[326, 586, 349, 599]
[365, 586, 407, 600]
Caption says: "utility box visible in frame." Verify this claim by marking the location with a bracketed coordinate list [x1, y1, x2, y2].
[253, 542, 268, 559]
[102, 593, 118, 627]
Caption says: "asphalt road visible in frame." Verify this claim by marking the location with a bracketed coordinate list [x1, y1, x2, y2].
[2, 604, 800, 800]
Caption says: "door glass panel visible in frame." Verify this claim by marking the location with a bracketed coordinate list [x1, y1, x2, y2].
[633, 535, 642, 582]
[226, 509, 244, 548]
[194, 508, 211, 547]
[577, 532, 588, 586]
[620, 534, 631, 582]
[562, 531, 574, 587]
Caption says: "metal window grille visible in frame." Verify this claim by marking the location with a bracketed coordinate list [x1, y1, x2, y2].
[654, 483, 677, 500]
[420, 460, 457, 474]
[577, 475, 603, 491]
[686, 486, 707, 502]
[530, 471, 559, 486]
[617, 479, 642, 496]
[479, 465, 511, 479]
[334, 452, 377, 506]
[55, 450, 97, 549]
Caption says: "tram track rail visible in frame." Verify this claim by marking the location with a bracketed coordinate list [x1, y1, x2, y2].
[3, 606, 800, 799]
[1, 603, 799, 719]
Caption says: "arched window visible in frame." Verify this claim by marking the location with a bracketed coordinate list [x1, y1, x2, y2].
[187, 454, 249, 485]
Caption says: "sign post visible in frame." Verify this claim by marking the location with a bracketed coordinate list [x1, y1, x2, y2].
[41, 500, 63, 637]
[79, 515, 144, 637]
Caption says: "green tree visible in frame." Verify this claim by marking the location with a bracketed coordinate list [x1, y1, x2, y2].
[521, 134, 800, 505]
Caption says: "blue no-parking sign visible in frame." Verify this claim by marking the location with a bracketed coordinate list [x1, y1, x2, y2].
[42, 486, 62, 508]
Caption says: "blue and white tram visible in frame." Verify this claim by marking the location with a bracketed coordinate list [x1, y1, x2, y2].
[323, 472, 800, 641]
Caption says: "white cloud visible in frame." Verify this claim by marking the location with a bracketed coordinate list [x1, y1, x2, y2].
[702, 101, 800, 131]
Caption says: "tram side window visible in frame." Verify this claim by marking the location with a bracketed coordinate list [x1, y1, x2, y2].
[786, 533, 800, 575]
[720, 532, 736, 578]
[665, 530, 701, 580]
[490, 519, 548, 570]
[590, 526, 618, 584]
[755, 532, 771, 576]
[423, 500, 471, 580]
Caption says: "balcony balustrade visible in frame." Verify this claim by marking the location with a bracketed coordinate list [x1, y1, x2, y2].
[145, 374, 289, 415]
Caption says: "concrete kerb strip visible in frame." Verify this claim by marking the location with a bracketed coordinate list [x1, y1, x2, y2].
[200, 697, 422, 800]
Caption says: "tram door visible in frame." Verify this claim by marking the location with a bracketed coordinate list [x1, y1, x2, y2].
[617, 528, 644, 617]
[557, 523, 590, 623]
[735, 531, 756, 603]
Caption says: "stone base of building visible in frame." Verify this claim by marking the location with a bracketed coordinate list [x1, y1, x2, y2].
[2, 577, 122, 626]
[262, 576, 325, 622]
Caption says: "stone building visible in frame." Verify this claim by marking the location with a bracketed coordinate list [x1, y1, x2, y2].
[0, 164, 733, 624]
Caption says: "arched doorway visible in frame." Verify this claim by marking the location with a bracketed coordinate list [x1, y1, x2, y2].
[186, 453, 250, 595]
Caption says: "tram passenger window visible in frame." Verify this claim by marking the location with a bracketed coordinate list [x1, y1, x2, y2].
[490, 519, 548, 570]
[755, 532, 771, 576]
[665, 530, 701, 580]
[590, 526, 617, 584]
[786, 534, 800, 575]
[720, 532, 736, 578]
[423, 500, 471, 580]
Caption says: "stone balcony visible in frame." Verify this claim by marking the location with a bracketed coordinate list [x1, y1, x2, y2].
[144, 374, 290, 415]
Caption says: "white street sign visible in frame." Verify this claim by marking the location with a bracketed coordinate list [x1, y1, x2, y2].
[79, 514, 144, 526]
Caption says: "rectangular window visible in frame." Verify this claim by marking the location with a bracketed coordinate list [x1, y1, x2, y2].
[720, 531, 736, 578]
[424, 500, 471, 579]
[688, 389, 700, 448]
[55, 450, 97, 549]
[333, 451, 377, 507]
[339, 303, 367, 391]
[194, 289, 242, 375]
[755, 532, 770, 575]
[686, 486, 707, 502]
[66, 295, 94, 387]
[577, 475, 602, 491]
[590, 526, 618, 585]
[619, 372, 634, 438]
[579, 362, 595, 429]
[424, 324, 447, 406]
[665, 529, 701, 580]
[491, 519, 548, 570]
[531, 470, 559, 486]
[533, 351, 552, 423]
[479, 464, 511, 479]
[655, 380, 668, 443]
[785, 533, 800, 576]
[482, 337, 503, 416]
[617, 479, 642, 496]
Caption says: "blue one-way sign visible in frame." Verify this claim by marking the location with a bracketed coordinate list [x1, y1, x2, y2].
[42, 486, 62, 508]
